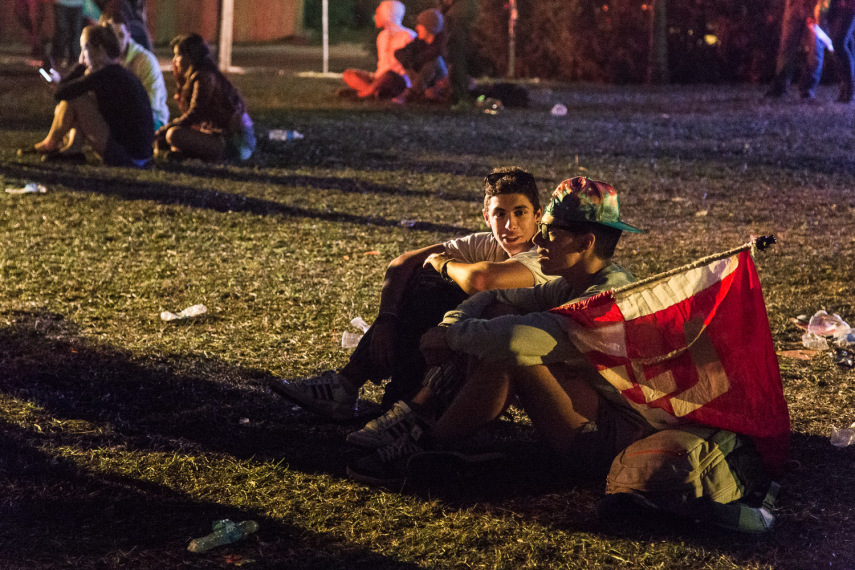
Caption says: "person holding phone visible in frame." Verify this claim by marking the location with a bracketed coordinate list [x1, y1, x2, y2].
[19, 24, 153, 166]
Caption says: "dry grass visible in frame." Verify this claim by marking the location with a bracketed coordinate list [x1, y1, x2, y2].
[1, 67, 854, 569]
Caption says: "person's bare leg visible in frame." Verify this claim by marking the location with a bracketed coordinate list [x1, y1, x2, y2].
[34, 101, 72, 152]
[60, 128, 85, 153]
[431, 360, 514, 442]
[510, 363, 600, 453]
[66, 95, 110, 156]
[165, 126, 225, 161]
[431, 362, 600, 453]
[342, 69, 373, 92]
[36, 95, 109, 155]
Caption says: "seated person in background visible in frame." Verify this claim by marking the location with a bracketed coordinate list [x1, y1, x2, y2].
[393, 8, 450, 104]
[155, 33, 256, 162]
[104, 14, 168, 129]
[272, 167, 556, 416]
[55, 13, 167, 157]
[20, 24, 153, 166]
[345, 177, 652, 487]
[94, 0, 151, 49]
[340, 0, 415, 100]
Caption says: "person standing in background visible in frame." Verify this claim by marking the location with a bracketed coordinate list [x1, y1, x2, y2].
[14, 0, 50, 60]
[766, 0, 824, 98]
[828, 0, 855, 101]
[440, 0, 477, 108]
[51, 0, 84, 67]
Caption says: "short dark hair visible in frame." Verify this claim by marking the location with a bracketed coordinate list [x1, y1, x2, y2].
[564, 221, 622, 259]
[483, 166, 540, 211]
[82, 24, 120, 59]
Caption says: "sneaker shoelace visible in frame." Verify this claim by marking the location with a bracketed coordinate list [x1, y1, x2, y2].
[371, 404, 411, 431]
[376, 431, 422, 463]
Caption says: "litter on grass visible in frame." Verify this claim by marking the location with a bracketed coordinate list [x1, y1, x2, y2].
[342, 316, 370, 348]
[6, 182, 47, 194]
[830, 422, 855, 448]
[161, 304, 207, 321]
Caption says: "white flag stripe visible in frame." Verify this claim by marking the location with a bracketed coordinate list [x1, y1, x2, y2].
[615, 255, 740, 321]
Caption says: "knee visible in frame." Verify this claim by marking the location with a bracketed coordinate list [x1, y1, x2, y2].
[164, 127, 179, 146]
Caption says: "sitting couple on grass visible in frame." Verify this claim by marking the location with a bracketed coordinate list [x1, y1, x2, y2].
[339, 1, 451, 104]
[20, 29, 254, 166]
[274, 170, 653, 485]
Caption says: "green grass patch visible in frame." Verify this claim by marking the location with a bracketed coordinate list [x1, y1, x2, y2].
[1, 72, 854, 569]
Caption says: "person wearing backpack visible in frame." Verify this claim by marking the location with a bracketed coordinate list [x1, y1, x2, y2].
[155, 33, 256, 162]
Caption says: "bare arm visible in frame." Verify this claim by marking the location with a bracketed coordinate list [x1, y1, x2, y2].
[424, 252, 535, 294]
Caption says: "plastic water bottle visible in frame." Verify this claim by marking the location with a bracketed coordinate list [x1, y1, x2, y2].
[268, 129, 304, 141]
[830, 423, 855, 448]
[187, 519, 258, 553]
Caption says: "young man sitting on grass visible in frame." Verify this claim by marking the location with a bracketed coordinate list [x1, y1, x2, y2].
[18, 24, 153, 167]
[345, 177, 655, 486]
[272, 167, 557, 416]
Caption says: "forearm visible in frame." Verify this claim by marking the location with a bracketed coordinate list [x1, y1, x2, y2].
[54, 71, 93, 101]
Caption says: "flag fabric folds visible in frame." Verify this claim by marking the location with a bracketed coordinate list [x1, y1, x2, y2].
[551, 249, 790, 472]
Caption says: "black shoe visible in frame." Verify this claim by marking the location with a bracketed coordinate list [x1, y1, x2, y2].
[41, 150, 87, 164]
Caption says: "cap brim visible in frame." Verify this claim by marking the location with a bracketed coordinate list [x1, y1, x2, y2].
[601, 220, 645, 233]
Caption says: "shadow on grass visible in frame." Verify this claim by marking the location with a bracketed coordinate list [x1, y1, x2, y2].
[0, 419, 422, 569]
[0, 163, 474, 236]
[0, 309, 356, 473]
[4, 310, 853, 569]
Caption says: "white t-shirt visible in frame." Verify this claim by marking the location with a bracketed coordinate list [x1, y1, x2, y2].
[442, 232, 554, 285]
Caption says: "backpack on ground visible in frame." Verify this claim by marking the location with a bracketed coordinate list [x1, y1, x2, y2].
[598, 426, 780, 534]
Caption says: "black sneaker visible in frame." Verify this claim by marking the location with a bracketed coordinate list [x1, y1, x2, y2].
[346, 430, 426, 487]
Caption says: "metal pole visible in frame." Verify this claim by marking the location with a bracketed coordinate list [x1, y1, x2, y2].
[218, 0, 234, 71]
[322, 0, 329, 74]
[507, 0, 517, 78]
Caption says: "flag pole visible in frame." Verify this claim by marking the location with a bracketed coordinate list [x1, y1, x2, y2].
[613, 235, 776, 295]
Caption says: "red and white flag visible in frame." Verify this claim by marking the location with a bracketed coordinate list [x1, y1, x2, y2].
[551, 249, 790, 472]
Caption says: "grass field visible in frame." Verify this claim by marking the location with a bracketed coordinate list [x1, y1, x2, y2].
[1, 66, 855, 569]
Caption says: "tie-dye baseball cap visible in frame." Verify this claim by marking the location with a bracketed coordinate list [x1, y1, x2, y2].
[543, 177, 643, 233]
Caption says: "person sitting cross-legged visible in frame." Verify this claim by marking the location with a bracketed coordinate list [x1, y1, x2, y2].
[345, 177, 655, 487]
[154, 33, 256, 162]
[272, 167, 558, 417]
[19, 24, 153, 167]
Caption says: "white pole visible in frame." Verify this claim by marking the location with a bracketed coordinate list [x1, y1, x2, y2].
[507, 0, 517, 78]
[218, 0, 234, 71]
[322, 0, 329, 74]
